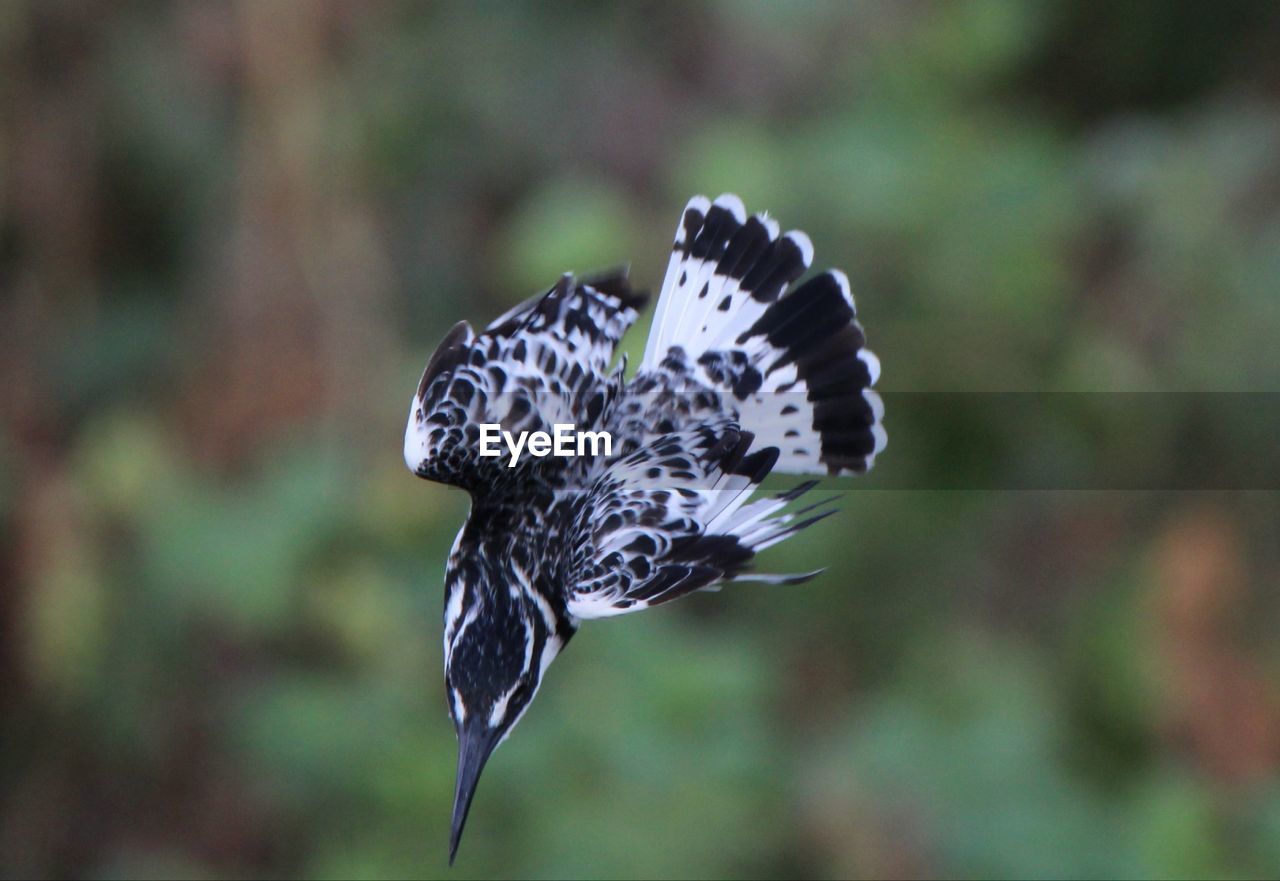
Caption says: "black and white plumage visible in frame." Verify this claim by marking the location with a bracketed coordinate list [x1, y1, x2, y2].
[403, 194, 885, 863]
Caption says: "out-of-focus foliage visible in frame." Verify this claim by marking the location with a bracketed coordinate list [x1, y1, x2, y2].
[2, 2, 1279, 878]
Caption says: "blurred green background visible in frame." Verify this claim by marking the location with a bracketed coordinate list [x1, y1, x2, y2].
[3, 1, 1280, 878]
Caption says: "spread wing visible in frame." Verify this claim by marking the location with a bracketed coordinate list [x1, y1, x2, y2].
[560, 421, 834, 619]
[404, 270, 646, 488]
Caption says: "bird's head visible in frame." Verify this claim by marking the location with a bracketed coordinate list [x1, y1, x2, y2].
[443, 591, 565, 864]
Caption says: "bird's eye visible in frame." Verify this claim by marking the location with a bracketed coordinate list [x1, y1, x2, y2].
[418, 320, 472, 400]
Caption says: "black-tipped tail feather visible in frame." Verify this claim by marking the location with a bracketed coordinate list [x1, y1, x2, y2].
[639, 194, 886, 477]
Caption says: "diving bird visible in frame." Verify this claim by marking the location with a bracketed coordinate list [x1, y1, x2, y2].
[403, 194, 886, 863]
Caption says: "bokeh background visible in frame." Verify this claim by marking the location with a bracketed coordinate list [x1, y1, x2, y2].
[3, 1, 1280, 878]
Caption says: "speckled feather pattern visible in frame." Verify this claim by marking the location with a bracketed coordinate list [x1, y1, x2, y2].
[404, 195, 885, 861]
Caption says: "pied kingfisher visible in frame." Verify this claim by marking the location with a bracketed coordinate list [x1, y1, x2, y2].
[404, 195, 886, 862]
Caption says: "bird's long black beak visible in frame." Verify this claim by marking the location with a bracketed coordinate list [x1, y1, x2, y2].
[449, 720, 501, 865]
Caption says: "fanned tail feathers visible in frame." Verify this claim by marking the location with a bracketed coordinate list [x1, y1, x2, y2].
[640, 194, 886, 476]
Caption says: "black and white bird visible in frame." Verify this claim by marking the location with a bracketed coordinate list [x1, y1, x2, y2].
[403, 195, 886, 863]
